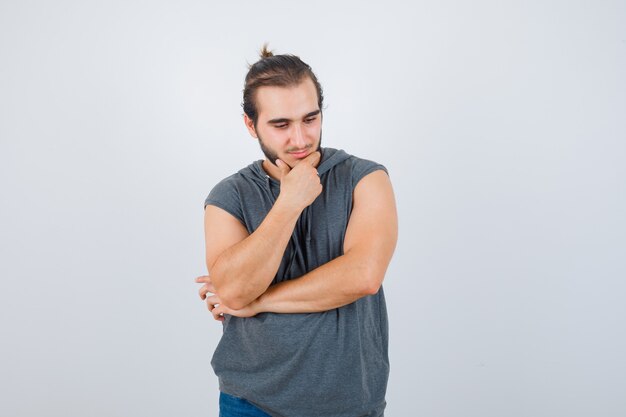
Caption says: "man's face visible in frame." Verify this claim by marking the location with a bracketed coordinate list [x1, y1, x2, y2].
[245, 77, 322, 168]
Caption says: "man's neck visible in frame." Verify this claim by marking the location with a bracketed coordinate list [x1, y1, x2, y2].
[261, 159, 281, 181]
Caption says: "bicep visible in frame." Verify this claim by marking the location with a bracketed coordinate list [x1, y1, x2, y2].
[343, 170, 398, 270]
[204, 205, 250, 272]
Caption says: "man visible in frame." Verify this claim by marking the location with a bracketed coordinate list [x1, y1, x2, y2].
[195, 45, 398, 417]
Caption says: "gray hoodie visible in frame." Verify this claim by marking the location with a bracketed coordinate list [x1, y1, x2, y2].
[204, 147, 389, 417]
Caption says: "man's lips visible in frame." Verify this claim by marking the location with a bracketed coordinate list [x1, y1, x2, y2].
[287, 149, 310, 159]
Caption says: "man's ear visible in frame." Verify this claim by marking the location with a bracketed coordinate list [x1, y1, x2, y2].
[243, 114, 258, 139]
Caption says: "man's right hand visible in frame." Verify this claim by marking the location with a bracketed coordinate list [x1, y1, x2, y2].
[275, 151, 322, 211]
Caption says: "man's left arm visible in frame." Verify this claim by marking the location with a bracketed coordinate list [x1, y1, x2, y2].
[204, 169, 397, 317]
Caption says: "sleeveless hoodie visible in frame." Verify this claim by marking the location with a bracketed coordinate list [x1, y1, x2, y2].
[204, 147, 389, 417]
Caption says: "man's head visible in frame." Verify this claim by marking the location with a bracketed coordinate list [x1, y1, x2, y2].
[242, 44, 324, 169]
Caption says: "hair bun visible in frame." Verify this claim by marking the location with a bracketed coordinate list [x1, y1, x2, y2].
[260, 43, 274, 58]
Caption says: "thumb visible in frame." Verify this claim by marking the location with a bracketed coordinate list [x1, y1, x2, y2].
[276, 159, 290, 177]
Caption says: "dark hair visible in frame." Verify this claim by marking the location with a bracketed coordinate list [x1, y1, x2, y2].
[242, 43, 324, 128]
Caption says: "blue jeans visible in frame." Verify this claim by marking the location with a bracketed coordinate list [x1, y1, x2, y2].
[219, 392, 272, 417]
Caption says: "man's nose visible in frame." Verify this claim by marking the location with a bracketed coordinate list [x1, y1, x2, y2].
[291, 124, 306, 147]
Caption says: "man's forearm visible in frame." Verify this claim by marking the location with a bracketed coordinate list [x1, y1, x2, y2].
[252, 249, 387, 314]
[210, 197, 301, 310]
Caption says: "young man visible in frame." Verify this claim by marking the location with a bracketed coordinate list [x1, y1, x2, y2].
[195, 45, 398, 417]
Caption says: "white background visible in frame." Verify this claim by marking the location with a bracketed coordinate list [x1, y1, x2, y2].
[1, 1, 625, 416]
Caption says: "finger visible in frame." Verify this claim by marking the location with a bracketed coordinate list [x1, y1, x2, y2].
[206, 294, 220, 305]
[276, 159, 291, 177]
[196, 276, 216, 293]
[212, 305, 225, 321]
[303, 151, 321, 166]
[199, 284, 215, 300]
[195, 275, 210, 283]
[206, 301, 220, 314]
[205, 294, 219, 310]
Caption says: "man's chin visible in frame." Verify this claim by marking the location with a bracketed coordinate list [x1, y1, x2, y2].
[281, 142, 321, 166]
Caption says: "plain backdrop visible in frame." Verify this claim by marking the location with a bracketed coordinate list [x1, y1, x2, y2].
[1, 1, 625, 416]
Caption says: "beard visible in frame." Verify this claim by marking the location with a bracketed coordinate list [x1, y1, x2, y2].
[257, 129, 323, 167]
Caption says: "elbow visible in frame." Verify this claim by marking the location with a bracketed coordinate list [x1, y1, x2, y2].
[362, 279, 382, 296]
[211, 277, 252, 311]
[212, 282, 253, 310]
[210, 267, 256, 310]
[359, 266, 384, 296]
[346, 248, 390, 297]
[219, 292, 252, 311]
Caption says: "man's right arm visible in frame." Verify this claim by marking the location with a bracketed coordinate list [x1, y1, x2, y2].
[204, 152, 321, 310]
[204, 201, 300, 310]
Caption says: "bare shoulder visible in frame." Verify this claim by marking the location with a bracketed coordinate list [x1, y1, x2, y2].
[344, 169, 398, 253]
[354, 169, 393, 197]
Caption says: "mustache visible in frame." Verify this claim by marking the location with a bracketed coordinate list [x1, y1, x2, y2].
[286, 144, 313, 153]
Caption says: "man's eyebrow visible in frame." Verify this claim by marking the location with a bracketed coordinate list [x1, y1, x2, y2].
[267, 110, 321, 124]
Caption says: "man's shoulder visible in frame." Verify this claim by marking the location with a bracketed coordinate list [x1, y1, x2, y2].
[212, 161, 264, 189]
[322, 148, 388, 188]
[204, 161, 264, 210]
[323, 147, 385, 166]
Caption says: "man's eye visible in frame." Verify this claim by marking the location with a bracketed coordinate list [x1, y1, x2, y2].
[275, 124, 287, 129]
[305, 118, 316, 124]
